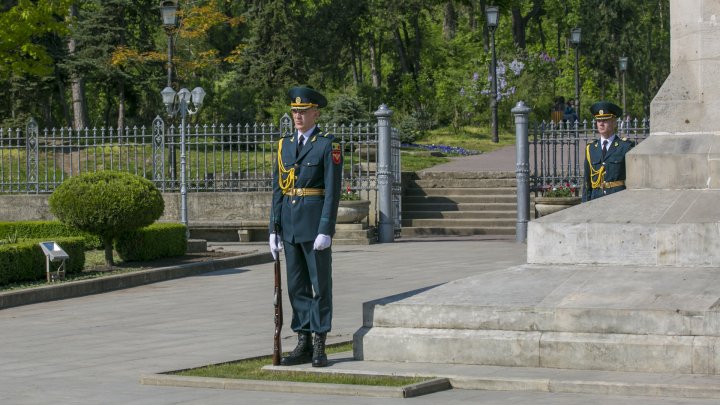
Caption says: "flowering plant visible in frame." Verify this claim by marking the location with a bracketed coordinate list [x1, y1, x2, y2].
[543, 183, 576, 198]
[340, 186, 361, 201]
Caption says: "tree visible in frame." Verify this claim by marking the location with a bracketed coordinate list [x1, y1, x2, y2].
[0, 0, 70, 79]
[48, 171, 165, 267]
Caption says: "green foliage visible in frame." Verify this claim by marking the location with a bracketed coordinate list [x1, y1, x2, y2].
[0, 221, 102, 249]
[49, 170, 164, 238]
[48, 170, 164, 265]
[0, 0, 70, 79]
[115, 223, 186, 262]
[0, 237, 85, 285]
[1, 0, 669, 135]
[324, 93, 372, 126]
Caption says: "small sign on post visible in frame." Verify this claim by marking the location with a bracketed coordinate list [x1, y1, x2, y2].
[39, 241, 69, 282]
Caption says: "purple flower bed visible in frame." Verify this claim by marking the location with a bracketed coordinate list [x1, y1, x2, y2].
[401, 143, 481, 156]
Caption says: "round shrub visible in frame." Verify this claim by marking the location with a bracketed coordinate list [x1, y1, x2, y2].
[48, 171, 164, 266]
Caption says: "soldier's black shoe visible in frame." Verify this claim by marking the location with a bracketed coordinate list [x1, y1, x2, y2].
[280, 332, 312, 366]
[311, 332, 328, 367]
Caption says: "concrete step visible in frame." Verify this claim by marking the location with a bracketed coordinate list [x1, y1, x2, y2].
[414, 170, 516, 180]
[403, 195, 517, 204]
[355, 263, 720, 374]
[402, 202, 517, 212]
[313, 355, 720, 400]
[401, 226, 515, 237]
[411, 178, 517, 188]
[403, 211, 517, 220]
[356, 326, 720, 374]
[404, 187, 517, 196]
[333, 223, 376, 245]
[402, 218, 515, 227]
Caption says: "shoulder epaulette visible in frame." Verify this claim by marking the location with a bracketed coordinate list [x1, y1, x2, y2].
[621, 137, 628, 141]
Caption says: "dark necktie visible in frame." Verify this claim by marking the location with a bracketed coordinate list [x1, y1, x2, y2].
[602, 140, 608, 159]
[297, 135, 305, 156]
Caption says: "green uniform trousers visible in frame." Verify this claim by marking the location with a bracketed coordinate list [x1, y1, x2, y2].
[283, 240, 333, 334]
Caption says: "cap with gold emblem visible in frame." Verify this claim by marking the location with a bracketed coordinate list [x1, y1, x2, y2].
[589, 101, 622, 121]
[288, 86, 328, 110]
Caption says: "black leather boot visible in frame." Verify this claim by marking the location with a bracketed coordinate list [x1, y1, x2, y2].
[311, 332, 328, 367]
[280, 332, 312, 366]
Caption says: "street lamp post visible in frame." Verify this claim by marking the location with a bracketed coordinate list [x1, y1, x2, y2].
[161, 86, 206, 238]
[486, 5, 499, 143]
[619, 56, 628, 116]
[160, 0, 178, 181]
[570, 28, 581, 120]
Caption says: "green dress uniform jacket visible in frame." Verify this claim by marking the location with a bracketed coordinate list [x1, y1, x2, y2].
[583, 135, 635, 202]
[269, 127, 342, 334]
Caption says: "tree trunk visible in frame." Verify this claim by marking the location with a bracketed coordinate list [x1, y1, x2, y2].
[103, 236, 114, 267]
[479, 0, 489, 51]
[117, 80, 125, 131]
[67, 3, 87, 130]
[443, 1, 457, 40]
[511, 7, 526, 48]
[511, 0, 544, 49]
[467, 2, 476, 32]
[357, 38, 363, 83]
[410, 14, 422, 76]
[351, 41, 359, 86]
[54, 65, 71, 127]
[369, 35, 381, 87]
[393, 28, 410, 74]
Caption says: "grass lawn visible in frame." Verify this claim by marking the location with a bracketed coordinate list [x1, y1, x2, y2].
[173, 342, 429, 386]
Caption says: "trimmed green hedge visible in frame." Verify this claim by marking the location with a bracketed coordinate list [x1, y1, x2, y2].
[0, 237, 86, 285]
[0, 221, 102, 249]
[115, 223, 187, 262]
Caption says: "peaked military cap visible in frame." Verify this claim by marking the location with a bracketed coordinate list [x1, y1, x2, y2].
[590, 101, 622, 120]
[288, 86, 327, 109]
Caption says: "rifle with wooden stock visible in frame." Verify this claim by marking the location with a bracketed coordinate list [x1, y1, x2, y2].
[272, 227, 283, 366]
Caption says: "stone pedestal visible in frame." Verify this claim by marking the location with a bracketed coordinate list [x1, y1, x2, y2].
[531, 0, 720, 264]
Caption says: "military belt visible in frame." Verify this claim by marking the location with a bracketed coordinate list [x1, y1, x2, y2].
[594, 180, 625, 189]
[283, 188, 325, 197]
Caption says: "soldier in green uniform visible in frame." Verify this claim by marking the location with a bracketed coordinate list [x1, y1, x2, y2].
[583, 101, 635, 201]
[268, 87, 342, 368]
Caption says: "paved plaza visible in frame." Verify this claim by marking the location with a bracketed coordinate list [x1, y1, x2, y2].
[1, 237, 718, 404]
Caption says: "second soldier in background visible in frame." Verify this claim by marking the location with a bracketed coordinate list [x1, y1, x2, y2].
[583, 101, 635, 202]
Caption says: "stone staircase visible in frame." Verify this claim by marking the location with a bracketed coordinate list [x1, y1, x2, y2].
[401, 171, 521, 238]
[333, 223, 376, 245]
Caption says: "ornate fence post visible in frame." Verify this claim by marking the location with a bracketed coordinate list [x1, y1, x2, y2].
[512, 101, 532, 243]
[152, 116, 166, 191]
[375, 104, 394, 243]
[25, 118, 39, 194]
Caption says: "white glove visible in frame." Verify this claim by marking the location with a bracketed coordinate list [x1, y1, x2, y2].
[269, 233, 283, 260]
[313, 234, 332, 251]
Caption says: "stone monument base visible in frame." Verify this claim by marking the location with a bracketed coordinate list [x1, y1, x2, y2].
[527, 189, 720, 267]
[354, 262, 720, 374]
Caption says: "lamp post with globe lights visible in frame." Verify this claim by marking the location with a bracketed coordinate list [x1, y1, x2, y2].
[570, 28, 582, 119]
[160, 86, 206, 237]
[486, 5, 499, 143]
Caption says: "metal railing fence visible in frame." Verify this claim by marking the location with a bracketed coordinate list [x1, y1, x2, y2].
[530, 118, 651, 194]
[1, 114, 402, 233]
